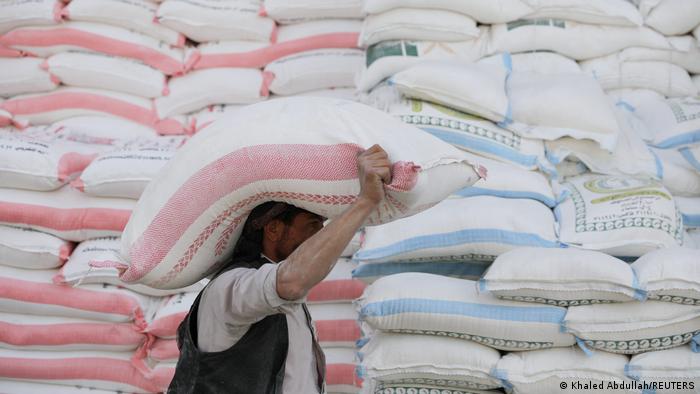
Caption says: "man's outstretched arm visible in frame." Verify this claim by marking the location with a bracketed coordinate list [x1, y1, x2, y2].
[276, 144, 391, 300]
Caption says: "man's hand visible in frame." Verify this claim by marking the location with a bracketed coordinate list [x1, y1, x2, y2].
[357, 144, 392, 206]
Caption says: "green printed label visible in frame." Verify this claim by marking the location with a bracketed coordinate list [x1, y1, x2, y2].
[507, 19, 566, 31]
[366, 41, 418, 67]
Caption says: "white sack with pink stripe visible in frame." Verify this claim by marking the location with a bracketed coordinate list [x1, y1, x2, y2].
[118, 97, 483, 289]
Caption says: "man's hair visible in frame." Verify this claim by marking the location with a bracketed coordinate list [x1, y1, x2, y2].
[222, 202, 310, 270]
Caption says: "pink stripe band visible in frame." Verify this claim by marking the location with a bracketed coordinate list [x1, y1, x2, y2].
[0, 321, 144, 347]
[146, 313, 187, 338]
[308, 279, 366, 302]
[3, 91, 157, 128]
[0, 277, 141, 321]
[0, 201, 131, 232]
[0, 28, 184, 75]
[326, 364, 362, 387]
[315, 319, 361, 343]
[0, 356, 161, 392]
[194, 33, 359, 70]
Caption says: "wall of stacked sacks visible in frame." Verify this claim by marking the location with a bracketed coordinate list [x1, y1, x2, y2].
[0, 0, 699, 393]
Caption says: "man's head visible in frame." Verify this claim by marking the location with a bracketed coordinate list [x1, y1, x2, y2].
[238, 202, 324, 263]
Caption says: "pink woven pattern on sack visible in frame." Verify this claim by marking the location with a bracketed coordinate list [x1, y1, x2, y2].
[126, 143, 363, 283]
[151, 190, 357, 288]
[127, 143, 422, 285]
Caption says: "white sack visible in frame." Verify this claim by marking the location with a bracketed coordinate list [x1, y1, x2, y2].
[640, 0, 700, 36]
[556, 174, 683, 256]
[263, 0, 364, 23]
[480, 247, 645, 306]
[0, 225, 72, 270]
[362, 0, 533, 24]
[626, 346, 700, 393]
[359, 273, 576, 351]
[0, 58, 57, 98]
[631, 247, 700, 306]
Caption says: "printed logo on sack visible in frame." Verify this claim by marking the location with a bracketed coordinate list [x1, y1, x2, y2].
[583, 177, 671, 204]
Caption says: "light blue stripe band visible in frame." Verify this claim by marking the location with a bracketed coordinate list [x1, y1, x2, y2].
[352, 260, 490, 279]
[615, 100, 636, 112]
[692, 333, 700, 353]
[575, 337, 594, 357]
[478, 279, 488, 292]
[497, 52, 514, 128]
[680, 147, 700, 172]
[420, 126, 539, 168]
[624, 364, 640, 380]
[360, 298, 567, 324]
[649, 148, 664, 180]
[682, 213, 700, 227]
[454, 186, 557, 207]
[631, 273, 647, 301]
[491, 368, 514, 391]
[354, 229, 562, 262]
[652, 130, 700, 149]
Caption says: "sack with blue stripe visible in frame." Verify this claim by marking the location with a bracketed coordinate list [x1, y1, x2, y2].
[676, 197, 700, 229]
[389, 98, 547, 171]
[555, 174, 683, 257]
[452, 154, 559, 207]
[494, 347, 632, 394]
[479, 247, 646, 306]
[626, 346, 700, 393]
[652, 147, 700, 197]
[634, 96, 700, 150]
[357, 332, 502, 394]
[679, 145, 700, 173]
[352, 196, 560, 282]
[358, 273, 575, 351]
[631, 247, 700, 306]
[564, 301, 700, 355]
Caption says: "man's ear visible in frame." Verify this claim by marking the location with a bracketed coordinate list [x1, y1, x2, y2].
[263, 219, 284, 242]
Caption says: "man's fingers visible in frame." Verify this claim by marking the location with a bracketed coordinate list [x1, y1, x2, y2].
[375, 167, 392, 184]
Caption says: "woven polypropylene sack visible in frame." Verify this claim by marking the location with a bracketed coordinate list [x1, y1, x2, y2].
[119, 97, 481, 289]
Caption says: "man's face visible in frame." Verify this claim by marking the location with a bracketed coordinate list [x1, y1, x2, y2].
[274, 212, 325, 260]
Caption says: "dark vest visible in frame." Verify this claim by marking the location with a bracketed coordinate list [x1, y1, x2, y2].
[167, 258, 325, 394]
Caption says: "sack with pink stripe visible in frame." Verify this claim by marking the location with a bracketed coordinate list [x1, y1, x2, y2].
[0, 0, 62, 35]
[1, 87, 188, 134]
[308, 259, 365, 303]
[0, 58, 56, 98]
[262, 0, 365, 24]
[324, 347, 363, 394]
[308, 303, 361, 348]
[146, 292, 198, 339]
[155, 0, 276, 43]
[155, 68, 270, 118]
[118, 97, 483, 289]
[147, 338, 179, 363]
[0, 22, 186, 75]
[63, 0, 185, 47]
[193, 19, 361, 70]
[0, 185, 134, 242]
[0, 265, 155, 325]
[0, 349, 162, 393]
[0, 312, 147, 352]
[0, 127, 109, 191]
[0, 225, 73, 270]
[57, 237, 208, 297]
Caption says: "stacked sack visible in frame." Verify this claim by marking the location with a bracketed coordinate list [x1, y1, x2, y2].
[0, 128, 204, 392]
[176, 0, 367, 131]
[308, 256, 365, 394]
[352, 1, 700, 392]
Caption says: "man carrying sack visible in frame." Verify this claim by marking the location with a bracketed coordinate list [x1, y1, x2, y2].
[168, 145, 392, 393]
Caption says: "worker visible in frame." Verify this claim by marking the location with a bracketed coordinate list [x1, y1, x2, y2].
[168, 144, 392, 393]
